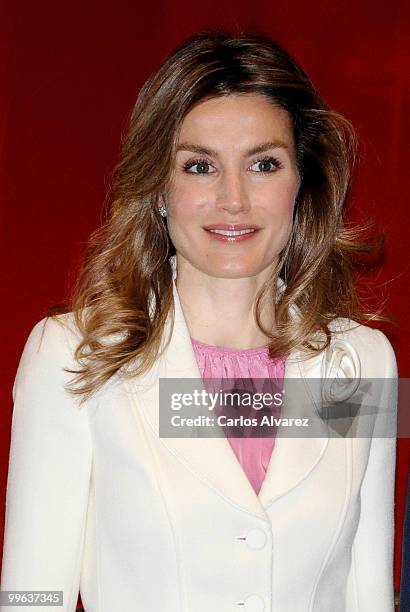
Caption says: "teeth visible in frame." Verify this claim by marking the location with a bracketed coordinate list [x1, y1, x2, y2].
[208, 229, 256, 236]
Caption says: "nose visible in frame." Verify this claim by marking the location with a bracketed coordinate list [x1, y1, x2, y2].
[215, 169, 251, 215]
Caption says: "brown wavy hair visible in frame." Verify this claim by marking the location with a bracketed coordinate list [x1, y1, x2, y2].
[47, 29, 390, 404]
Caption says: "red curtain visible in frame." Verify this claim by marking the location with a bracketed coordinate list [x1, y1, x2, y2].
[1, 0, 409, 598]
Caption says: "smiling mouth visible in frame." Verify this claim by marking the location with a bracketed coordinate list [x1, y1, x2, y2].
[207, 228, 256, 236]
[203, 227, 260, 243]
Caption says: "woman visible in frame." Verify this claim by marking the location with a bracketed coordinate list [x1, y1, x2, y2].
[1, 31, 398, 612]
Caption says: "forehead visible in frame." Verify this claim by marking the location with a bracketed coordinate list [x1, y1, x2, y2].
[177, 94, 294, 145]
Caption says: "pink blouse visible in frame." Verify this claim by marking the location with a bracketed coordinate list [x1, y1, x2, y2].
[190, 337, 286, 495]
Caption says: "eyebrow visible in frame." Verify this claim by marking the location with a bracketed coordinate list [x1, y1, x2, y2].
[176, 140, 289, 157]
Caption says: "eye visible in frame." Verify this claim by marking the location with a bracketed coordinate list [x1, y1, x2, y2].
[249, 156, 283, 174]
[182, 157, 215, 174]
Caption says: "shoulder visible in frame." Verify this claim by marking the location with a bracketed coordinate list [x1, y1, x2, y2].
[326, 317, 397, 378]
[15, 313, 83, 390]
[21, 312, 81, 357]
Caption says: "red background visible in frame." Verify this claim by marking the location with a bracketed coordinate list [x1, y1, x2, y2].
[1, 0, 409, 602]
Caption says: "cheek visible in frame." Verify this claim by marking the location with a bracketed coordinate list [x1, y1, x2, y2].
[261, 183, 297, 250]
[262, 181, 297, 219]
[167, 183, 208, 223]
[166, 190, 199, 247]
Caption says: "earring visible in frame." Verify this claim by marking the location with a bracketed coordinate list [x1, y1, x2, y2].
[158, 205, 167, 218]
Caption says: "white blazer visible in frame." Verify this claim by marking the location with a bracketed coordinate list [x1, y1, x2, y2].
[1, 269, 398, 612]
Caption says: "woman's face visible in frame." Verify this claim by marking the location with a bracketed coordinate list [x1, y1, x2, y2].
[165, 93, 301, 279]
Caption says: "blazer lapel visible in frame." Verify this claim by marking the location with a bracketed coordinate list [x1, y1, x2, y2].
[258, 351, 329, 508]
[124, 275, 329, 522]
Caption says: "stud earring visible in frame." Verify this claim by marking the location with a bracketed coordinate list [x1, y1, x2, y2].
[158, 205, 167, 218]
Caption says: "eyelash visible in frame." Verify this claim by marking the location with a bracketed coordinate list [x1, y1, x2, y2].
[182, 156, 283, 175]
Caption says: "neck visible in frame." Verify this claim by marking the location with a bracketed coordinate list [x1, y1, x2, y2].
[174, 259, 276, 350]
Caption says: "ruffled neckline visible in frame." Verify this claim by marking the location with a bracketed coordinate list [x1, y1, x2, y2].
[190, 336, 271, 356]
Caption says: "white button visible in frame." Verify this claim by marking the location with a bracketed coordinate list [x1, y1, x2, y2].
[245, 528, 267, 549]
[244, 594, 265, 612]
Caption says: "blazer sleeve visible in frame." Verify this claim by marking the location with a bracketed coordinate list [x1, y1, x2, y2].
[0, 316, 93, 612]
[345, 330, 398, 611]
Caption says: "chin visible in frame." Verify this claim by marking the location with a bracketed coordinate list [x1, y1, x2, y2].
[204, 260, 264, 279]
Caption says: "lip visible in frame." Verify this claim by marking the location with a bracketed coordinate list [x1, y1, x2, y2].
[203, 223, 261, 230]
[203, 225, 260, 243]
